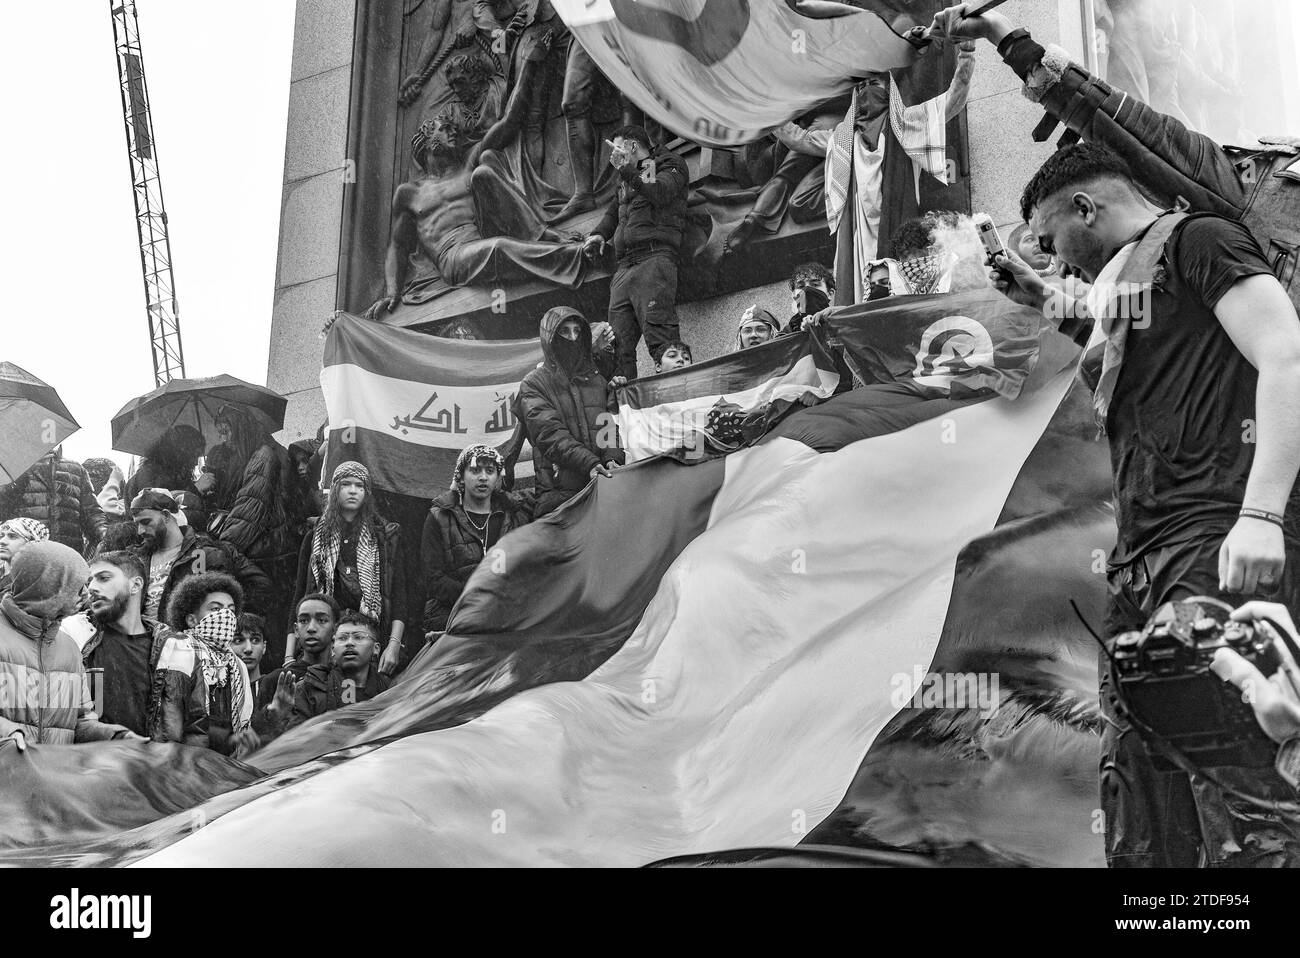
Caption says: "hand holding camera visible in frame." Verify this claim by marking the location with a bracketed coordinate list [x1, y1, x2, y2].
[1213, 602, 1300, 746]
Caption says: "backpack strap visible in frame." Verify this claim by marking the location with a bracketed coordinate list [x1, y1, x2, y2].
[1115, 209, 1189, 287]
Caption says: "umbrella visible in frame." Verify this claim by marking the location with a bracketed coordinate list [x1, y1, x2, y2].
[110, 374, 287, 457]
[0, 362, 80, 484]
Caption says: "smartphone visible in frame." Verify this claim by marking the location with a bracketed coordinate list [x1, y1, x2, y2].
[796, 285, 829, 317]
[973, 213, 1006, 265]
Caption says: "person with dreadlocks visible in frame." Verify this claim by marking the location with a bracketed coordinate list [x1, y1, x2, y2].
[421, 443, 532, 638]
[0, 518, 49, 582]
[292, 462, 407, 677]
[199, 405, 296, 663]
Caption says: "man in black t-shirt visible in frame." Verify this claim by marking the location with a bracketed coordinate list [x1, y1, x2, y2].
[83, 552, 168, 737]
[998, 140, 1300, 867]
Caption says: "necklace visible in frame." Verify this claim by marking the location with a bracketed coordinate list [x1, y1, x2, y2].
[465, 510, 489, 532]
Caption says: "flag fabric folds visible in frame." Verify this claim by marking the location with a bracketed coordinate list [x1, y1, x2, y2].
[552, 0, 923, 146]
[616, 332, 840, 462]
[0, 296, 1116, 868]
[320, 314, 540, 498]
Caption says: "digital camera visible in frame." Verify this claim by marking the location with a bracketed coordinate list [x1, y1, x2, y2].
[1110, 597, 1282, 769]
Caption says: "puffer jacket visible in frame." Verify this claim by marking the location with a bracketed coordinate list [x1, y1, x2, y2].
[421, 489, 531, 632]
[591, 146, 690, 260]
[213, 443, 294, 562]
[0, 453, 106, 554]
[130, 527, 273, 623]
[0, 606, 130, 745]
[517, 307, 625, 501]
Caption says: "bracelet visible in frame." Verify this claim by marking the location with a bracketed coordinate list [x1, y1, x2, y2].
[1240, 508, 1285, 528]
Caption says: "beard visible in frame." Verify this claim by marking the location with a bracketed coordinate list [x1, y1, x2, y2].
[90, 592, 131, 628]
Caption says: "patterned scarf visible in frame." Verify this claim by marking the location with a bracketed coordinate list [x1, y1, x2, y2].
[185, 608, 251, 734]
[0, 518, 50, 544]
[311, 462, 382, 621]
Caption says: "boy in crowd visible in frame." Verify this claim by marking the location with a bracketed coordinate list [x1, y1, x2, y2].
[285, 593, 342, 680]
[288, 610, 391, 730]
[655, 341, 693, 374]
[785, 262, 835, 334]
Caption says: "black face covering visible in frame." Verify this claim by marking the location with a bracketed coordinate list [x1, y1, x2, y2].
[551, 335, 587, 376]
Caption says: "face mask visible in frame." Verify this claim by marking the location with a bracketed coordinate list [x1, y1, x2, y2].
[552, 334, 586, 373]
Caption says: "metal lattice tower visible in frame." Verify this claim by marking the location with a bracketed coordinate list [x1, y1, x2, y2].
[110, 1, 185, 386]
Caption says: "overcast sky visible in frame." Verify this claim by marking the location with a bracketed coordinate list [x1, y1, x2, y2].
[1, 1, 296, 465]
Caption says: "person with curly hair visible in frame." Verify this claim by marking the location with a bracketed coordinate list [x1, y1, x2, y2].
[153, 571, 255, 755]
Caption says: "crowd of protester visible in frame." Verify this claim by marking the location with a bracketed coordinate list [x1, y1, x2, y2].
[1, 1, 1298, 873]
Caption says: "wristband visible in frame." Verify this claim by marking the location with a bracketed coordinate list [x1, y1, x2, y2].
[1240, 508, 1285, 528]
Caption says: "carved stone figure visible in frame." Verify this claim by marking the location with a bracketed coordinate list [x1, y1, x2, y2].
[365, 32, 587, 320]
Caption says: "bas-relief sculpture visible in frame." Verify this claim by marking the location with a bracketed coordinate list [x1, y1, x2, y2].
[354, 0, 965, 337]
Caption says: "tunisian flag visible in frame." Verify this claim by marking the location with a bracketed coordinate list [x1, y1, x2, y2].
[552, 0, 925, 145]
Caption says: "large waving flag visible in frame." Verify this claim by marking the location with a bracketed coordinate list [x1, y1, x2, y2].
[321, 314, 539, 497]
[0, 297, 1117, 867]
[552, 0, 924, 146]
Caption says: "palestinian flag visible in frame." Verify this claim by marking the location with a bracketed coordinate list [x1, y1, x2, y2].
[0, 295, 1115, 867]
[320, 314, 539, 498]
[552, 0, 924, 146]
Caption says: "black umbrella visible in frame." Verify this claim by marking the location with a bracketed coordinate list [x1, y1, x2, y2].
[111, 374, 287, 457]
[0, 362, 80, 484]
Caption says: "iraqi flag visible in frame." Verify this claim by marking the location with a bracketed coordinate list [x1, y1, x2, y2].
[552, 0, 925, 146]
[0, 293, 1115, 867]
[320, 314, 538, 497]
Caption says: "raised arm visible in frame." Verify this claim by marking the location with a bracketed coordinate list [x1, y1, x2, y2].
[927, 3, 1244, 216]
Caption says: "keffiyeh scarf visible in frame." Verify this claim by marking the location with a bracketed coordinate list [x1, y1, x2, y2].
[310, 518, 382, 622]
[185, 608, 251, 734]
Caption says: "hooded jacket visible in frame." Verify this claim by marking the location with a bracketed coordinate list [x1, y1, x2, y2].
[0, 452, 106, 555]
[0, 543, 131, 745]
[591, 146, 690, 260]
[421, 488, 531, 632]
[517, 307, 625, 501]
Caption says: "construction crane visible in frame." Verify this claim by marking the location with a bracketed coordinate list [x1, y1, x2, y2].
[110, 1, 186, 386]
